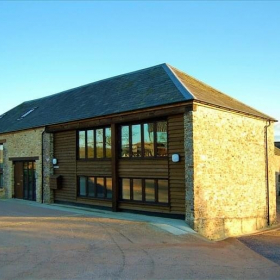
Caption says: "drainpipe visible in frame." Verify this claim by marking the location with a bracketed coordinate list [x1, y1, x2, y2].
[265, 120, 271, 225]
[41, 129, 46, 204]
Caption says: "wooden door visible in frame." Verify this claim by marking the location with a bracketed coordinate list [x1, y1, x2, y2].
[14, 162, 24, 199]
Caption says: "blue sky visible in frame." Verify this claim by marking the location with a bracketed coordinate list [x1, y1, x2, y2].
[1, 1, 280, 140]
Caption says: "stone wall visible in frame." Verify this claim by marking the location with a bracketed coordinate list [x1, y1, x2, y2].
[42, 132, 54, 203]
[185, 105, 276, 240]
[274, 148, 280, 196]
[1, 128, 44, 202]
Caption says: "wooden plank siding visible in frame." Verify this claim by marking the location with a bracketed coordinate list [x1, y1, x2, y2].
[54, 131, 77, 202]
[52, 113, 186, 216]
[77, 161, 112, 177]
[118, 159, 168, 179]
[168, 115, 185, 214]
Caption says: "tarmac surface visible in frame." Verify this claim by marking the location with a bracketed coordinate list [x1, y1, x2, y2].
[238, 196, 280, 267]
[1, 199, 280, 280]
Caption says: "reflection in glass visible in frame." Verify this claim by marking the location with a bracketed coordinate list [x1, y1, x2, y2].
[79, 131, 86, 159]
[156, 121, 167, 156]
[122, 179, 130, 200]
[87, 130, 94, 158]
[121, 126, 129, 157]
[143, 123, 154, 157]
[132, 124, 141, 157]
[0, 144, 3, 169]
[28, 165, 33, 199]
[96, 129, 103, 158]
[88, 177, 95, 197]
[97, 177, 105, 198]
[105, 128, 112, 158]
[133, 179, 142, 201]
[145, 179, 155, 202]
[79, 177, 87, 196]
[106, 178, 112, 199]
[158, 180, 168, 203]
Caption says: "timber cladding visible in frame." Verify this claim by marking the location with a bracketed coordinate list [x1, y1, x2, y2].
[53, 114, 186, 215]
[54, 131, 77, 202]
[168, 115, 185, 214]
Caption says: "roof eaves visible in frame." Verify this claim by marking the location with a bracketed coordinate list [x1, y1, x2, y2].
[162, 64, 195, 100]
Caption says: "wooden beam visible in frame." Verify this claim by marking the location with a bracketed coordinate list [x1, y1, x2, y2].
[9, 156, 39, 161]
[111, 123, 119, 212]
[46, 102, 193, 133]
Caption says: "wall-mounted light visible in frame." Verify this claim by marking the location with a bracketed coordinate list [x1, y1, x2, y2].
[172, 154, 180, 163]
[52, 158, 58, 165]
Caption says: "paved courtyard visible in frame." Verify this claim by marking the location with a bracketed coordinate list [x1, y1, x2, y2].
[1, 199, 280, 280]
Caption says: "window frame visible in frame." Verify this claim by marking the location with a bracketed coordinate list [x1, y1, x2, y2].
[119, 177, 169, 205]
[77, 175, 113, 200]
[77, 126, 111, 160]
[119, 120, 168, 159]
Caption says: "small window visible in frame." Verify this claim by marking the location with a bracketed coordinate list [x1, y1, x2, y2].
[120, 178, 169, 204]
[78, 176, 112, 199]
[77, 127, 111, 159]
[120, 120, 167, 158]
[79, 131, 86, 159]
[17, 107, 37, 120]
[121, 178, 131, 200]
[79, 177, 87, 196]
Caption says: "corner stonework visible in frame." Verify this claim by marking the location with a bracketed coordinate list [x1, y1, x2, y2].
[184, 109, 195, 229]
[184, 104, 276, 240]
[42, 132, 54, 203]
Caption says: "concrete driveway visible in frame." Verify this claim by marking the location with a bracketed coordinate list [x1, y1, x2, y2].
[1, 199, 280, 280]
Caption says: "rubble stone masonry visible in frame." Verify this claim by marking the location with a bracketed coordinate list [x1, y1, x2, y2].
[185, 105, 276, 240]
[1, 128, 52, 203]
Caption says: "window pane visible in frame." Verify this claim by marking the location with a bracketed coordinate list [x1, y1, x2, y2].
[88, 177, 95, 197]
[0, 144, 3, 169]
[96, 129, 104, 158]
[105, 128, 112, 158]
[79, 177, 87, 196]
[121, 126, 129, 157]
[121, 179, 130, 200]
[87, 130, 94, 158]
[79, 131, 86, 159]
[106, 178, 112, 199]
[156, 121, 167, 157]
[0, 173, 3, 188]
[132, 124, 141, 157]
[133, 179, 142, 201]
[158, 180, 169, 203]
[97, 177, 105, 198]
[143, 123, 154, 157]
[145, 179, 155, 202]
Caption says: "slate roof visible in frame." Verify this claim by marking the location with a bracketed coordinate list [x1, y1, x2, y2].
[0, 63, 275, 134]
[275, 142, 280, 150]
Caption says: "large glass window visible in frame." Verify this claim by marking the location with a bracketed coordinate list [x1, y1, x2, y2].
[78, 127, 111, 159]
[79, 131, 86, 159]
[120, 120, 167, 158]
[0, 144, 3, 188]
[78, 176, 112, 199]
[120, 178, 169, 204]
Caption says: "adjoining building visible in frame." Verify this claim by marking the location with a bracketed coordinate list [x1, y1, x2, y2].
[0, 64, 277, 240]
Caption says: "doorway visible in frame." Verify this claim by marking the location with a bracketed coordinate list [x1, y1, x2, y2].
[14, 161, 36, 201]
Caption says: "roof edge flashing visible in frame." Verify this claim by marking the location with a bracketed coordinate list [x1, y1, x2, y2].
[162, 64, 195, 100]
